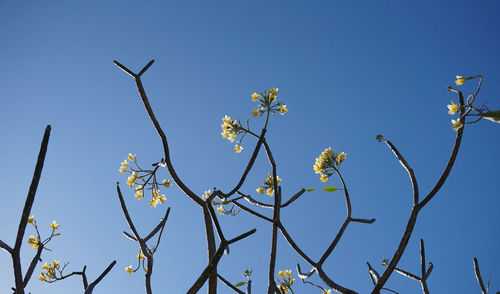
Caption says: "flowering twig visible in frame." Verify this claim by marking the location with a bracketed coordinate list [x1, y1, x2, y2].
[117, 183, 171, 294]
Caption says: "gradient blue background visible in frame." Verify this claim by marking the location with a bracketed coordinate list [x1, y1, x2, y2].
[1, 1, 499, 293]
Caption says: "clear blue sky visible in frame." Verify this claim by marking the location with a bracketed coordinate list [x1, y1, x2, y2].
[1, 1, 499, 293]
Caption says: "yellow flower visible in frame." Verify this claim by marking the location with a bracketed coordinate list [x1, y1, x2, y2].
[28, 235, 38, 249]
[125, 265, 133, 274]
[121, 160, 128, 168]
[320, 174, 328, 182]
[42, 262, 51, 270]
[278, 270, 284, 277]
[252, 108, 260, 117]
[451, 118, 463, 131]
[222, 115, 232, 124]
[50, 220, 60, 230]
[221, 130, 229, 138]
[252, 92, 260, 101]
[28, 215, 35, 224]
[163, 179, 172, 188]
[269, 88, 279, 96]
[137, 252, 144, 259]
[217, 206, 224, 214]
[323, 290, 332, 294]
[447, 101, 459, 115]
[159, 194, 166, 203]
[134, 190, 144, 200]
[336, 152, 346, 163]
[128, 153, 136, 161]
[126, 177, 134, 188]
[202, 190, 211, 200]
[119, 167, 126, 174]
[149, 198, 158, 208]
[278, 104, 288, 115]
[234, 145, 243, 153]
[256, 187, 264, 194]
[39, 273, 46, 281]
[136, 185, 143, 191]
[266, 188, 274, 196]
[52, 260, 59, 268]
[228, 132, 236, 142]
[285, 270, 292, 277]
[455, 75, 466, 86]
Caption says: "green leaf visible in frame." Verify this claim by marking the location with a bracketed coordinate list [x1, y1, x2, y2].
[221, 200, 230, 205]
[234, 282, 246, 287]
[482, 110, 500, 123]
[306, 188, 315, 192]
[322, 186, 338, 192]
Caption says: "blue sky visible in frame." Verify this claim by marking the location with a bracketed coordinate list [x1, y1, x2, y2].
[1, 1, 499, 293]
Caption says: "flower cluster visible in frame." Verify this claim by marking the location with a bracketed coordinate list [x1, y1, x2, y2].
[276, 269, 295, 293]
[26, 216, 61, 250]
[119, 154, 171, 208]
[313, 147, 346, 182]
[256, 172, 282, 196]
[447, 78, 464, 131]
[220, 115, 246, 154]
[38, 260, 61, 282]
[251, 88, 288, 117]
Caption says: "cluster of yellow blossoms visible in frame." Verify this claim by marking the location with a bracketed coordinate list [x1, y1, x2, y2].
[38, 260, 60, 281]
[276, 269, 295, 293]
[256, 172, 282, 196]
[314, 147, 346, 182]
[120, 153, 171, 207]
[26, 216, 60, 250]
[447, 75, 468, 131]
[220, 115, 245, 154]
[251, 88, 288, 117]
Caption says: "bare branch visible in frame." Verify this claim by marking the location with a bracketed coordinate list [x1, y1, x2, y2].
[0, 239, 13, 254]
[217, 274, 245, 294]
[83, 260, 117, 294]
[144, 207, 171, 243]
[23, 243, 44, 287]
[474, 257, 487, 294]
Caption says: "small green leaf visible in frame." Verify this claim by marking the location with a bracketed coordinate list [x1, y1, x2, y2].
[306, 188, 315, 192]
[221, 200, 230, 205]
[482, 110, 500, 123]
[234, 282, 246, 287]
[322, 186, 338, 192]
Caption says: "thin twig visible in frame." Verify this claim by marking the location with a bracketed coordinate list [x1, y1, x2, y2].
[474, 257, 487, 294]
[217, 274, 245, 294]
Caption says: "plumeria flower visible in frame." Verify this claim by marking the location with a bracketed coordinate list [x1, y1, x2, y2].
[217, 206, 224, 214]
[28, 215, 35, 224]
[323, 290, 332, 294]
[202, 190, 211, 200]
[27, 235, 39, 249]
[134, 190, 144, 200]
[451, 118, 463, 131]
[278, 104, 288, 115]
[234, 145, 243, 153]
[455, 75, 466, 86]
[256, 187, 264, 194]
[252, 92, 260, 101]
[447, 101, 459, 115]
[128, 153, 136, 161]
[125, 265, 133, 274]
[50, 220, 60, 230]
[162, 179, 172, 188]
[252, 108, 260, 117]
[266, 188, 274, 196]
[137, 252, 144, 260]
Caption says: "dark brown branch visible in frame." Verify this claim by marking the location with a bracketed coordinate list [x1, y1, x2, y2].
[116, 184, 153, 294]
[123, 231, 137, 242]
[144, 207, 171, 243]
[316, 267, 357, 294]
[187, 229, 256, 294]
[206, 194, 227, 243]
[263, 140, 280, 294]
[474, 257, 487, 294]
[23, 243, 44, 287]
[278, 223, 315, 266]
[83, 260, 117, 294]
[382, 139, 419, 205]
[420, 239, 426, 279]
[82, 266, 88, 289]
[232, 201, 273, 223]
[238, 188, 306, 209]
[372, 90, 466, 293]
[0, 239, 13, 254]
[114, 60, 218, 292]
[217, 274, 245, 294]
[10, 125, 51, 294]
[351, 217, 376, 224]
